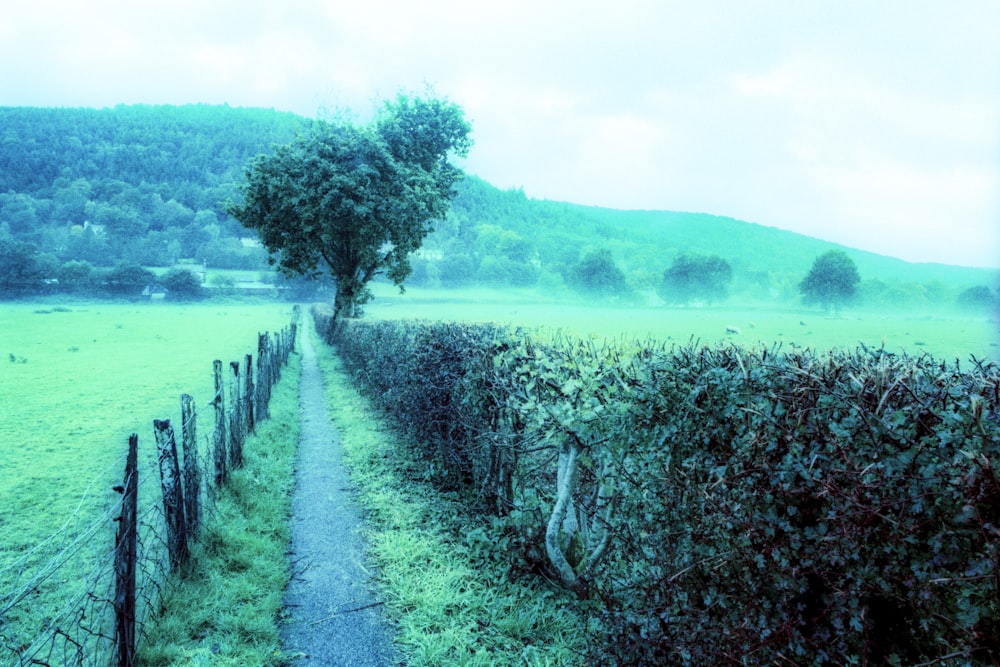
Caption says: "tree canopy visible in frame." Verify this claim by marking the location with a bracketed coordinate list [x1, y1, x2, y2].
[569, 248, 630, 298]
[659, 253, 733, 305]
[799, 250, 861, 313]
[227, 94, 471, 321]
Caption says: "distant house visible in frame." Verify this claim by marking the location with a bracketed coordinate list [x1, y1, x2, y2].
[239, 237, 263, 248]
[84, 221, 106, 236]
[413, 248, 444, 261]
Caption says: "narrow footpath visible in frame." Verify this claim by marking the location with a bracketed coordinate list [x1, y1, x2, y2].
[281, 327, 400, 665]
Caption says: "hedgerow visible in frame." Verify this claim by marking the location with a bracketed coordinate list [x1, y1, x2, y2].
[314, 306, 1000, 665]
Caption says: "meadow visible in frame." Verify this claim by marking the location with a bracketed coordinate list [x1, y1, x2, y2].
[365, 285, 1000, 365]
[0, 301, 294, 655]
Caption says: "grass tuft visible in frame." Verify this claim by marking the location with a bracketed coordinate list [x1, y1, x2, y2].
[311, 326, 588, 666]
[137, 350, 301, 666]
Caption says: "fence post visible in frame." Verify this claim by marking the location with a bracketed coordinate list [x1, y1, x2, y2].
[113, 434, 138, 667]
[180, 393, 200, 539]
[244, 353, 254, 435]
[213, 360, 228, 487]
[153, 419, 189, 570]
[257, 333, 271, 421]
[229, 361, 243, 469]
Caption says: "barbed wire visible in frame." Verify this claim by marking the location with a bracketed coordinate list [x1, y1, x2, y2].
[1, 321, 297, 666]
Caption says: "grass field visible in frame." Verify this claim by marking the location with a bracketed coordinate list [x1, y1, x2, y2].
[0, 301, 295, 654]
[364, 285, 1000, 364]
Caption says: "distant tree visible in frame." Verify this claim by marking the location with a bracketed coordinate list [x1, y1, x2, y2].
[275, 272, 324, 300]
[0, 237, 46, 295]
[228, 93, 471, 324]
[799, 250, 861, 313]
[51, 178, 91, 225]
[659, 253, 733, 305]
[0, 193, 40, 235]
[58, 260, 95, 293]
[104, 261, 155, 297]
[160, 268, 204, 301]
[957, 285, 996, 311]
[87, 202, 147, 242]
[569, 248, 630, 297]
[438, 252, 475, 287]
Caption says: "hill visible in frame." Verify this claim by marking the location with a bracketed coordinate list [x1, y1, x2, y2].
[0, 104, 995, 308]
[415, 176, 997, 307]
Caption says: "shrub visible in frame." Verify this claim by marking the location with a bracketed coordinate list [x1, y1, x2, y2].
[160, 268, 204, 300]
[318, 310, 1000, 665]
[104, 261, 155, 297]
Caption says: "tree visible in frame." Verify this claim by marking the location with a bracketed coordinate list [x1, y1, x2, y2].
[160, 268, 204, 301]
[568, 248, 630, 297]
[104, 261, 155, 297]
[0, 237, 46, 294]
[799, 250, 861, 313]
[0, 193, 40, 235]
[659, 253, 732, 305]
[957, 285, 996, 311]
[228, 94, 471, 323]
[59, 260, 95, 293]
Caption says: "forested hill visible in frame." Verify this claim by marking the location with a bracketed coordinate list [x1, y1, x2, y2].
[0, 105, 306, 271]
[0, 104, 994, 306]
[0, 105, 306, 193]
[430, 176, 996, 304]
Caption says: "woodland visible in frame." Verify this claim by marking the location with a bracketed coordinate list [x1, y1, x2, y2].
[0, 104, 996, 310]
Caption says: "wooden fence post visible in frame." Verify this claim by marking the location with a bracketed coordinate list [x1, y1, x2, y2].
[212, 360, 228, 487]
[180, 393, 200, 539]
[153, 419, 188, 570]
[257, 333, 271, 421]
[113, 434, 138, 667]
[244, 353, 254, 435]
[229, 361, 243, 469]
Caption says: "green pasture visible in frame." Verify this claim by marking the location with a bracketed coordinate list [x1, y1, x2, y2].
[365, 285, 1000, 364]
[0, 301, 294, 652]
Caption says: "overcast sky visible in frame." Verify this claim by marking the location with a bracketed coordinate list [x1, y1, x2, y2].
[2, 0, 998, 268]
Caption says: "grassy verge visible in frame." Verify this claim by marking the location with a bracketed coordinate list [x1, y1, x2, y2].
[310, 325, 588, 666]
[137, 349, 301, 666]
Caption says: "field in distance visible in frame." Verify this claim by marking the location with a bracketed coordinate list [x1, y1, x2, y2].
[364, 285, 1000, 365]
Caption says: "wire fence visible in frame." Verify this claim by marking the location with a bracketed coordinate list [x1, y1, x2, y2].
[0, 305, 300, 666]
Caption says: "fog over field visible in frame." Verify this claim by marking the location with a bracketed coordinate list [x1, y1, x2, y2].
[363, 283, 999, 365]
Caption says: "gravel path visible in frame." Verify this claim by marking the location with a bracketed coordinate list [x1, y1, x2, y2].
[281, 328, 400, 665]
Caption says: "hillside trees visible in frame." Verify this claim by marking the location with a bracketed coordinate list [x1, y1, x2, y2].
[0, 105, 304, 272]
[800, 250, 861, 313]
[659, 253, 733, 304]
[228, 94, 471, 323]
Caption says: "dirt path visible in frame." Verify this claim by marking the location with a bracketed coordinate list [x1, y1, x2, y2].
[281, 327, 400, 665]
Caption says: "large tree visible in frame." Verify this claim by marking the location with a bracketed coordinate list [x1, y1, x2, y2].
[799, 250, 861, 313]
[659, 253, 732, 305]
[569, 248, 630, 297]
[228, 94, 471, 322]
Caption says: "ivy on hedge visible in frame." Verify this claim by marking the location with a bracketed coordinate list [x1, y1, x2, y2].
[314, 307, 1000, 665]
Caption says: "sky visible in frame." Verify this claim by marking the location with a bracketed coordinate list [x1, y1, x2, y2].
[1, 0, 998, 268]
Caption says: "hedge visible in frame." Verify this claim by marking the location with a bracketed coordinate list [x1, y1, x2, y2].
[315, 307, 1000, 665]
